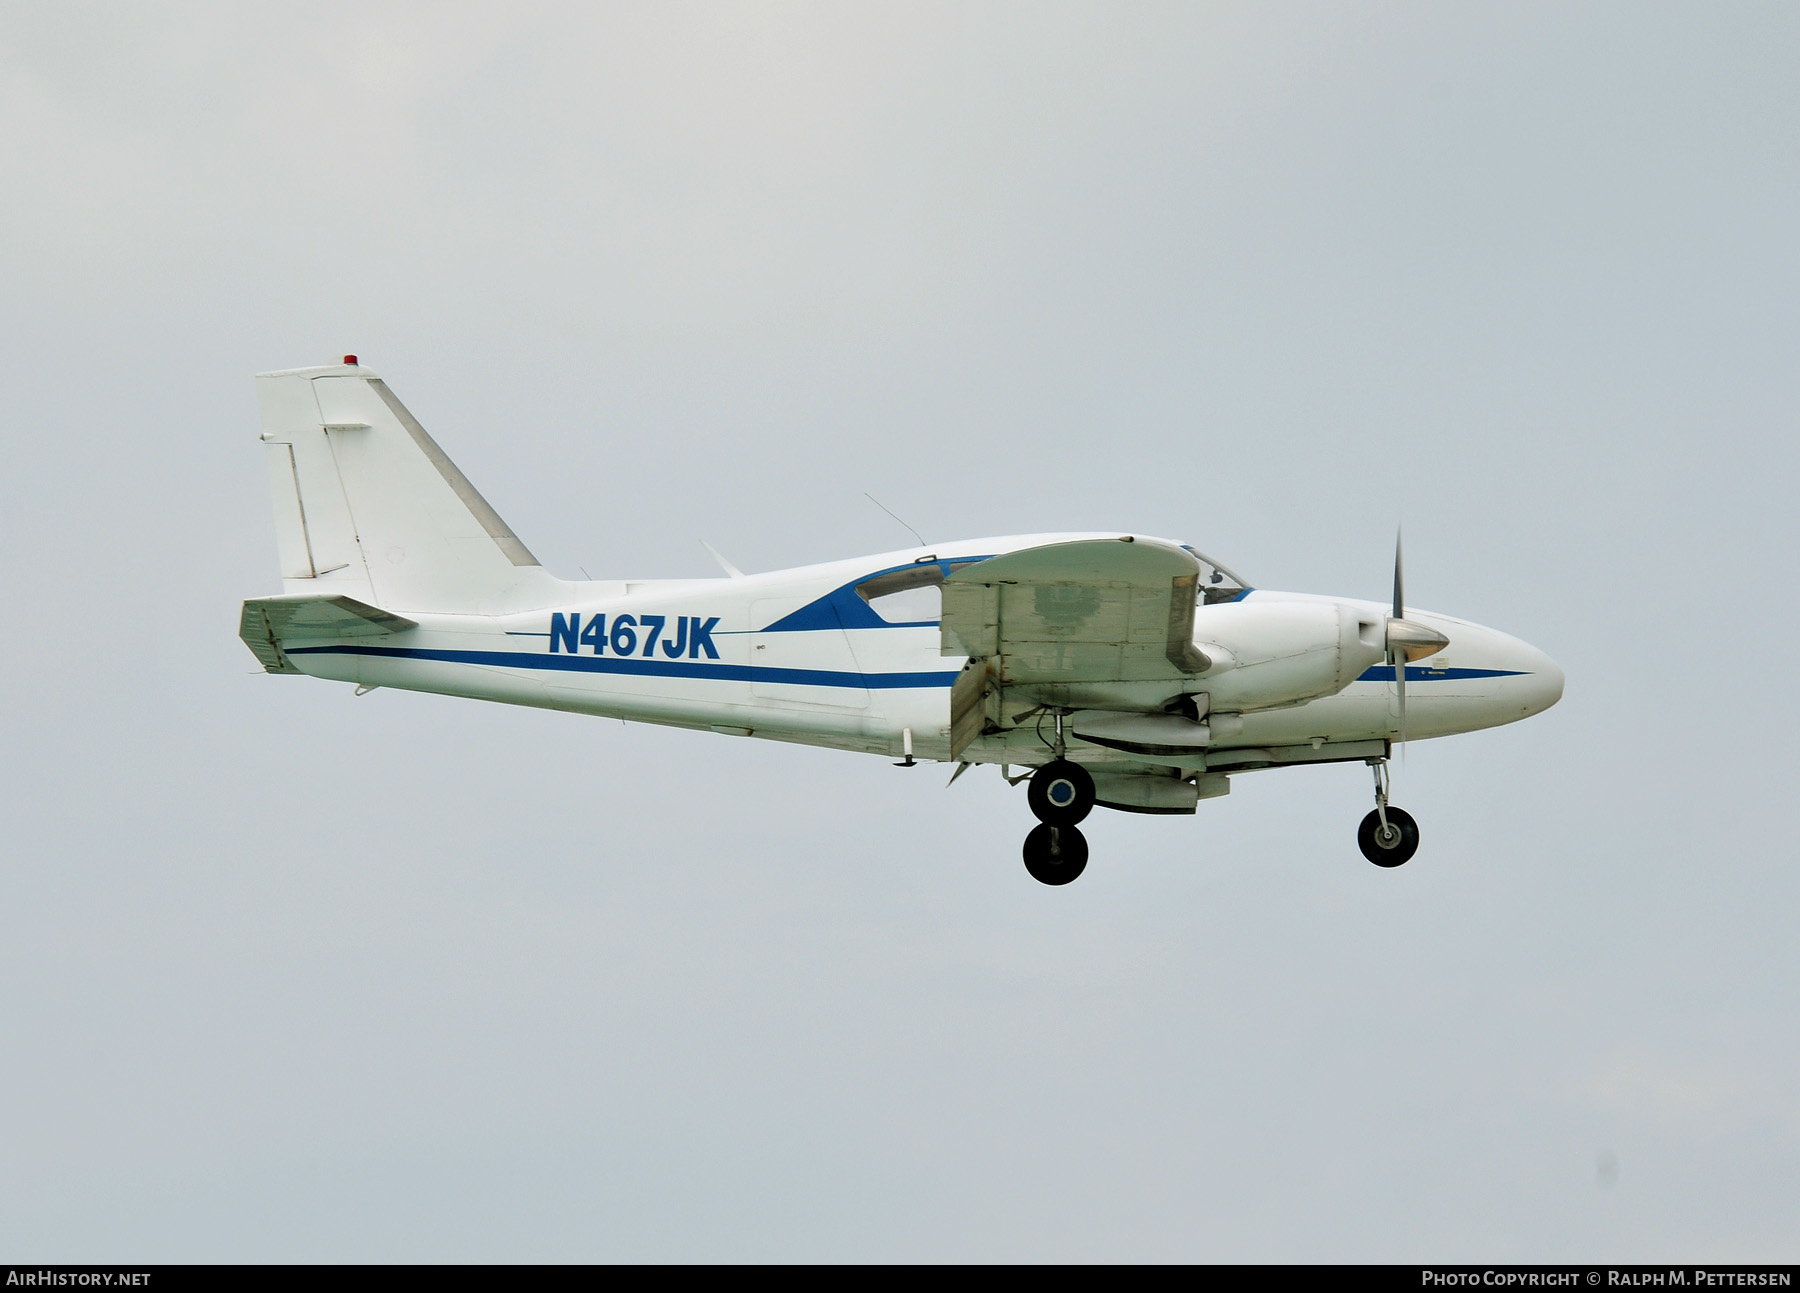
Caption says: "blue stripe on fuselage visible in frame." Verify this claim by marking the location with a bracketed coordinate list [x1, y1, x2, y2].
[286, 649, 1522, 690]
[284, 644, 960, 690]
[1357, 665, 1527, 682]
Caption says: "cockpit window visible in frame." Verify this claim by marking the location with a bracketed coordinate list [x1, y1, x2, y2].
[1182, 546, 1250, 604]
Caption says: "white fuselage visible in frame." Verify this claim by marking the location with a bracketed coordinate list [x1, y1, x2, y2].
[280, 532, 1563, 771]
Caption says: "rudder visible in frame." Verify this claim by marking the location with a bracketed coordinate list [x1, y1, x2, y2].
[256, 360, 563, 614]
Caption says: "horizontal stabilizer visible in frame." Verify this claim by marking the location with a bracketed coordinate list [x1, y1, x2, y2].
[239, 595, 418, 674]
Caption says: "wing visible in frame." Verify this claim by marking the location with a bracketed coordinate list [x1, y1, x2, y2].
[940, 537, 1210, 757]
[240, 594, 419, 674]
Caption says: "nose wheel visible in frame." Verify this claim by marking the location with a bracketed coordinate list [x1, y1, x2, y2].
[1359, 758, 1420, 866]
[1358, 805, 1419, 865]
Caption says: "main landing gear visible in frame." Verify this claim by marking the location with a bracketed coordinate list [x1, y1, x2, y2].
[1027, 758, 1094, 827]
[1023, 820, 1089, 885]
[1359, 758, 1420, 867]
[1021, 712, 1099, 885]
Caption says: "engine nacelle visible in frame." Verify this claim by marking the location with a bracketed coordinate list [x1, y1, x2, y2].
[1195, 599, 1385, 713]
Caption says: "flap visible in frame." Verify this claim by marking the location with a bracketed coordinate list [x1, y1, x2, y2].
[948, 657, 996, 760]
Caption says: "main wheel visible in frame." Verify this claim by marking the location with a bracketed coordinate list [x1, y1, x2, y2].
[1358, 806, 1420, 867]
[1027, 760, 1095, 826]
[1023, 823, 1089, 885]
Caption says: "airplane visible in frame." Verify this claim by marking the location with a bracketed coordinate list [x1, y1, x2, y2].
[239, 358, 1564, 885]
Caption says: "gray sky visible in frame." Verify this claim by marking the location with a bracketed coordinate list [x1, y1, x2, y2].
[2, 1, 1796, 1261]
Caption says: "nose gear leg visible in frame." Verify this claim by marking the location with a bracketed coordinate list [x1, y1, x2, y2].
[1359, 755, 1420, 866]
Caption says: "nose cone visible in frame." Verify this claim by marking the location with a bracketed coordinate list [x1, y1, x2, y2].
[1398, 607, 1563, 735]
[1515, 644, 1565, 717]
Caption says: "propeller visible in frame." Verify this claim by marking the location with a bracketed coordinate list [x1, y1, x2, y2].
[1385, 528, 1450, 750]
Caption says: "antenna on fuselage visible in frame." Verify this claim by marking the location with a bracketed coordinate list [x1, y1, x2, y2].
[864, 493, 926, 548]
[699, 539, 745, 578]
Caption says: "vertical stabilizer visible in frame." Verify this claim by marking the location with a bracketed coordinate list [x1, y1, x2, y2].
[255, 362, 564, 614]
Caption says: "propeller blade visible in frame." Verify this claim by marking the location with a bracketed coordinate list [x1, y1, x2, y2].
[1396, 650, 1407, 752]
[1392, 526, 1405, 621]
[1391, 527, 1405, 751]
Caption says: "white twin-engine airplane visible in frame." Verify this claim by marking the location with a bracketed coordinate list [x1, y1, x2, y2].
[240, 359, 1563, 885]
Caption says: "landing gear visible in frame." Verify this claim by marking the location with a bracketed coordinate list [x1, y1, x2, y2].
[1027, 759, 1095, 826]
[1358, 806, 1419, 865]
[1019, 712, 1096, 883]
[1359, 759, 1420, 866]
[1023, 822, 1089, 885]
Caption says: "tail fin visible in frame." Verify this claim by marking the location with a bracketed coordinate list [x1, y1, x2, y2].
[255, 361, 564, 613]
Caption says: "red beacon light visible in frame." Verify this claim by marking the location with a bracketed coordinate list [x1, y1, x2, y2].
[342, 354, 358, 366]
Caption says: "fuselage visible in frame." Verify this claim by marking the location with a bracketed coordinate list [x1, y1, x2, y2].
[280, 531, 1563, 771]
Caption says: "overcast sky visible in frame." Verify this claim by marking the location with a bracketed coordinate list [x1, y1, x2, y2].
[2, 1, 1796, 1262]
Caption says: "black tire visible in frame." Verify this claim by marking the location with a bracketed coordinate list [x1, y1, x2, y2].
[1027, 759, 1096, 826]
[1023, 823, 1089, 885]
[1358, 806, 1420, 867]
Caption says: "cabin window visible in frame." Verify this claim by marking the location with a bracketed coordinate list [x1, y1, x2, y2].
[856, 565, 947, 624]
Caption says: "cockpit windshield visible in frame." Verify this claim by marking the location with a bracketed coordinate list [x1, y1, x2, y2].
[1182, 546, 1250, 604]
